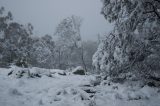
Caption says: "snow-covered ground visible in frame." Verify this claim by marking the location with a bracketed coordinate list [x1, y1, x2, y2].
[0, 67, 160, 106]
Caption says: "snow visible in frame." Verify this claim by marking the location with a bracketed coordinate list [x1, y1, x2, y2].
[0, 67, 160, 106]
[73, 66, 84, 72]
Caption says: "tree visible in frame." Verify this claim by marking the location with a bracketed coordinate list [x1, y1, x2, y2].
[54, 15, 84, 69]
[0, 7, 34, 67]
[29, 35, 55, 68]
[93, 0, 160, 79]
[0, 7, 58, 68]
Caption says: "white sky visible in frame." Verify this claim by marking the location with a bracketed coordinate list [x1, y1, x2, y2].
[0, 0, 113, 41]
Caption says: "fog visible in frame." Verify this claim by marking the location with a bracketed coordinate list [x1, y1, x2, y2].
[0, 0, 113, 40]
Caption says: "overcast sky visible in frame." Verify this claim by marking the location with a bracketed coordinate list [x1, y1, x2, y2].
[0, 0, 113, 41]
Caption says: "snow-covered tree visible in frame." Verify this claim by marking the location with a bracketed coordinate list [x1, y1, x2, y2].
[29, 35, 55, 68]
[0, 7, 12, 67]
[0, 7, 34, 67]
[54, 15, 83, 69]
[93, 0, 160, 78]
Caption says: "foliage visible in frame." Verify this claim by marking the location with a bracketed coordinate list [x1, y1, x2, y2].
[93, 0, 160, 79]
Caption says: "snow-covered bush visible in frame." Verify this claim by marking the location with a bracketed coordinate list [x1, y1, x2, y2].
[8, 66, 67, 78]
[8, 67, 31, 78]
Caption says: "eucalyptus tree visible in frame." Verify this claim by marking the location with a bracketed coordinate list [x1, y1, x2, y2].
[93, 0, 160, 78]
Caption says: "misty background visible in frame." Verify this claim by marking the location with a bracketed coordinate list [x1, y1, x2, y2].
[0, 0, 113, 40]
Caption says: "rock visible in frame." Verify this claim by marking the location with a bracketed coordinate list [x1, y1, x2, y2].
[8, 70, 13, 76]
[90, 75, 101, 86]
[72, 66, 85, 75]
[54, 97, 61, 101]
[81, 84, 92, 87]
[112, 86, 118, 90]
[9, 88, 22, 96]
[83, 89, 96, 94]
[58, 72, 66, 76]
[147, 82, 156, 87]
[110, 77, 125, 84]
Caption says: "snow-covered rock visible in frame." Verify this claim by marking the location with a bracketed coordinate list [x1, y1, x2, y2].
[72, 66, 85, 75]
